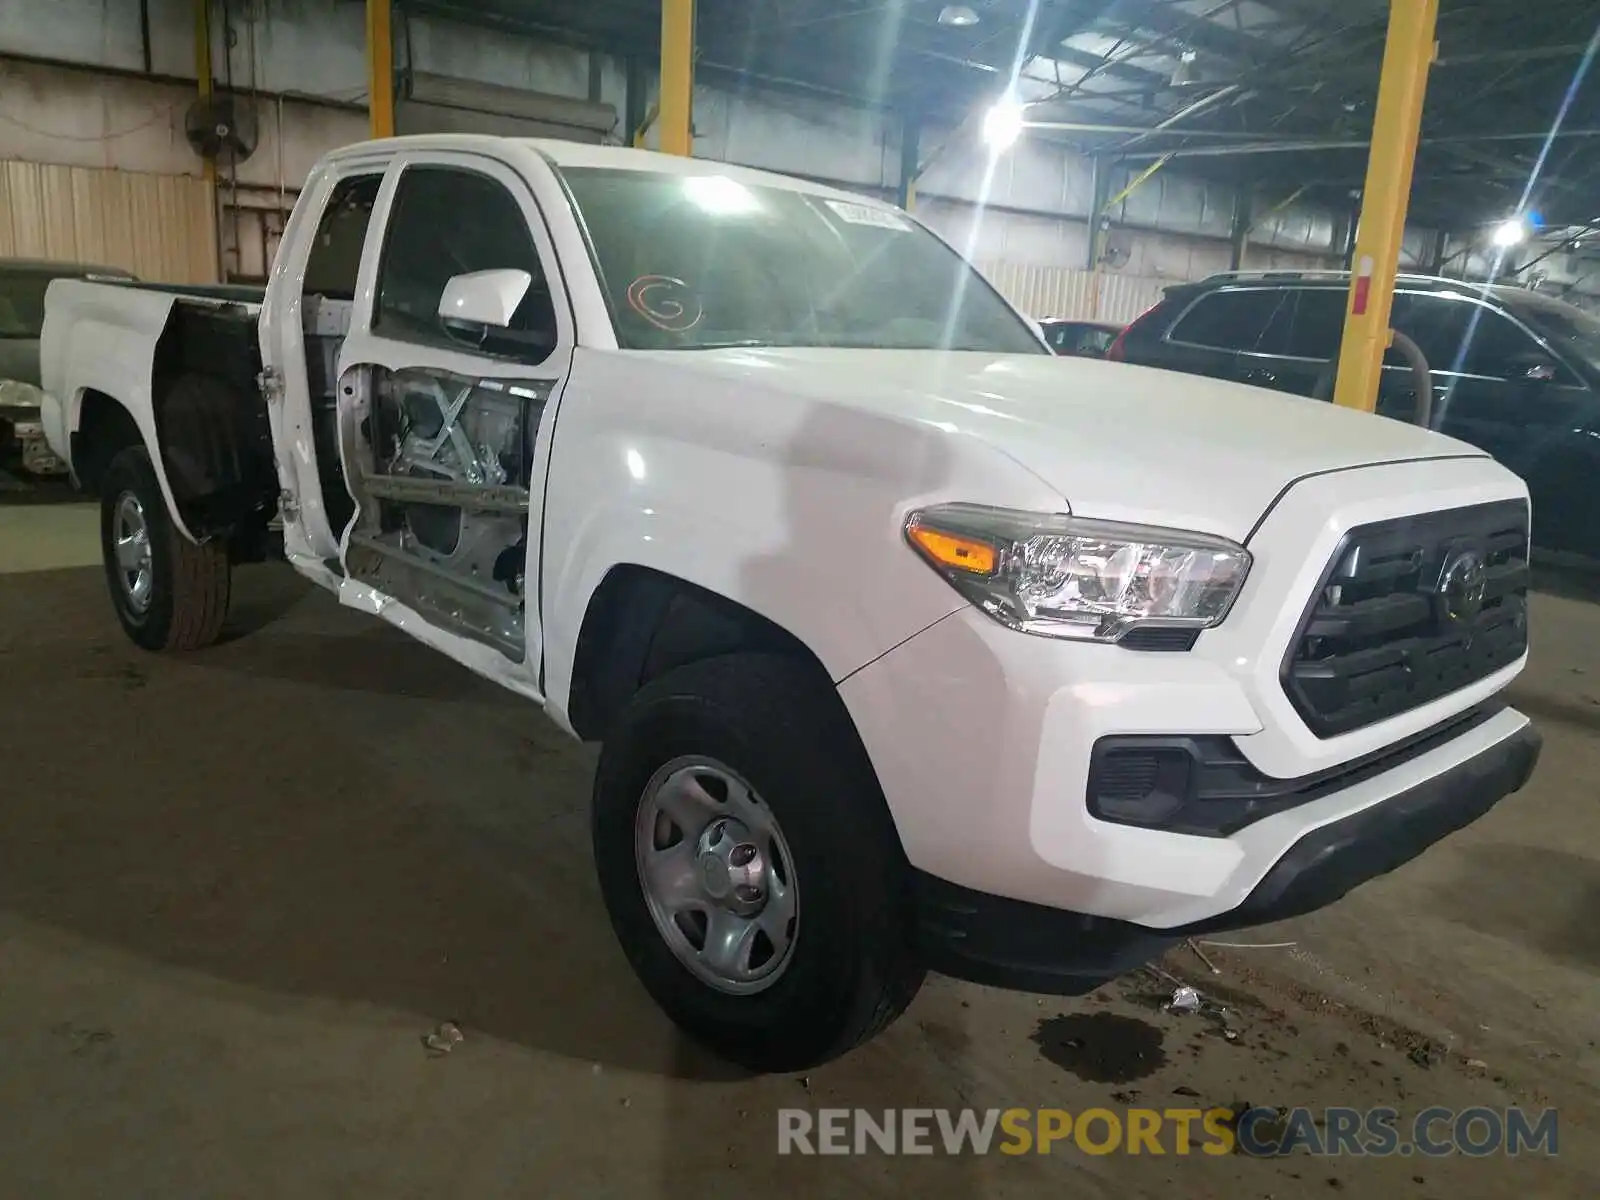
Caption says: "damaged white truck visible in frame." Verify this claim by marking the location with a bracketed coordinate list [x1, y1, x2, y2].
[40, 136, 1540, 1071]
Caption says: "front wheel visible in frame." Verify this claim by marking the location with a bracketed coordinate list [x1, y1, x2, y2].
[100, 445, 230, 652]
[592, 653, 924, 1072]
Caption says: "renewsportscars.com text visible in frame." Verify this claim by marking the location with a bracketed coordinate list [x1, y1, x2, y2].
[777, 1106, 1558, 1158]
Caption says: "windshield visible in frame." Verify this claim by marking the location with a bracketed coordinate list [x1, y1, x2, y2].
[1521, 301, 1600, 376]
[558, 168, 1046, 355]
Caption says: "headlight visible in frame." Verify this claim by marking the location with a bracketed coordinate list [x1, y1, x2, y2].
[904, 503, 1251, 643]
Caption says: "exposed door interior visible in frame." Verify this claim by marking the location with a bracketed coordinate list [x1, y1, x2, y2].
[337, 163, 566, 663]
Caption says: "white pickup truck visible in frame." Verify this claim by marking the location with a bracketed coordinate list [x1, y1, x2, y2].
[40, 135, 1541, 1071]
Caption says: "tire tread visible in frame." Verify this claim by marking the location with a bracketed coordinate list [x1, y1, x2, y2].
[167, 526, 230, 651]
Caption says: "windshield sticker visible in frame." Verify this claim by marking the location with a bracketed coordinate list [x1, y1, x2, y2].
[825, 200, 911, 231]
[626, 275, 704, 333]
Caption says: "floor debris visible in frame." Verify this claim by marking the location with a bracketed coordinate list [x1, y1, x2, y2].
[1166, 985, 1203, 1014]
[422, 1021, 464, 1056]
[1186, 938, 1222, 975]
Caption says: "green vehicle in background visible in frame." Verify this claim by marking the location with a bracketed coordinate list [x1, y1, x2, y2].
[1, 258, 137, 476]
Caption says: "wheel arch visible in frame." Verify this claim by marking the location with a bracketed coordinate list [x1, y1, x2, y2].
[563, 564, 925, 868]
[566, 563, 841, 744]
[69, 382, 221, 549]
[149, 306, 275, 539]
[73, 388, 148, 495]
[68, 299, 272, 544]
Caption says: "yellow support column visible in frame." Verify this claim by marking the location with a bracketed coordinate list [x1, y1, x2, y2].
[658, 0, 694, 156]
[367, 0, 395, 140]
[194, 0, 215, 184]
[1331, 0, 1439, 412]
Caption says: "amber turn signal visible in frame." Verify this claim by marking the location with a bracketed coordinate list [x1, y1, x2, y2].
[906, 521, 998, 575]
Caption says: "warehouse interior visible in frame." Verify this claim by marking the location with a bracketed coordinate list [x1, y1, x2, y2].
[4, 0, 1598, 314]
[2, 0, 1600, 1196]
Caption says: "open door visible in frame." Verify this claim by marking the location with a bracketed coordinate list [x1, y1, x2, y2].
[258, 156, 389, 566]
[333, 150, 574, 676]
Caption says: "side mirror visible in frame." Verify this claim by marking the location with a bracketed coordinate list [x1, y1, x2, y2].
[438, 268, 532, 334]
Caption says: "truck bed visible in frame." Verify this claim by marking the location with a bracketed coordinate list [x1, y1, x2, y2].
[41, 277, 276, 541]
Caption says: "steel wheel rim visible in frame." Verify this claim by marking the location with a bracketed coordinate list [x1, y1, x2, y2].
[634, 756, 800, 996]
[112, 492, 154, 614]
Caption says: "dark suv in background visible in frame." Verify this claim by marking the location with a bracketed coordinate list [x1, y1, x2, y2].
[1111, 272, 1600, 559]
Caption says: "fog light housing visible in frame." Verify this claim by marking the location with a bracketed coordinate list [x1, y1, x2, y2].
[1088, 745, 1193, 826]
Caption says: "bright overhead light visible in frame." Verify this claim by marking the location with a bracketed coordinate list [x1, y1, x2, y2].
[938, 5, 980, 26]
[982, 96, 1025, 150]
[682, 175, 760, 215]
[1491, 216, 1528, 248]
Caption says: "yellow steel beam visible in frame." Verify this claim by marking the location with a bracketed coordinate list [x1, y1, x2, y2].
[1090, 152, 1172, 270]
[194, 0, 215, 184]
[1331, 0, 1439, 413]
[1256, 183, 1311, 227]
[1104, 152, 1173, 211]
[658, 0, 695, 156]
[366, 0, 395, 140]
[633, 99, 660, 148]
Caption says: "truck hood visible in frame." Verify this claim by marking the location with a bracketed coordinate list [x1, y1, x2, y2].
[661, 347, 1482, 542]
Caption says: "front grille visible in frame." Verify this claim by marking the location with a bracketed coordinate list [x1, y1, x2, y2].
[1283, 500, 1529, 738]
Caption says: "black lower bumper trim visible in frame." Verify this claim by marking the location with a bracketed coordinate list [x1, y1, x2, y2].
[911, 719, 1542, 995]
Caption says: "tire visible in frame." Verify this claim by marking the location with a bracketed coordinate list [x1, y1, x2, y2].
[593, 652, 924, 1073]
[100, 445, 231, 652]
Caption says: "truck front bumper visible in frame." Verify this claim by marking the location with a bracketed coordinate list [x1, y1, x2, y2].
[839, 603, 1538, 991]
[906, 717, 1540, 993]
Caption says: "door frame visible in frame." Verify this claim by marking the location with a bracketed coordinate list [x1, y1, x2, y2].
[333, 146, 580, 685]
[259, 148, 395, 565]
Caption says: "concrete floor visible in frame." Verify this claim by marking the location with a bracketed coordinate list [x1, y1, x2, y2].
[1, 498, 1596, 1198]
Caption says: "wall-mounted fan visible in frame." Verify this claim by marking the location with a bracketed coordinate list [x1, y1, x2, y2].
[184, 93, 260, 164]
[1098, 240, 1132, 269]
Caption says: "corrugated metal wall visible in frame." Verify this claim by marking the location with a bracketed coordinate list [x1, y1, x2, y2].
[979, 261, 1171, 324]
[0, 160, 217, 284]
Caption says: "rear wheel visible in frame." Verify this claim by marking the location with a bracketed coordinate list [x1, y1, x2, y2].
[100, 445, 230, 651]
[593, 653, 924, 1072]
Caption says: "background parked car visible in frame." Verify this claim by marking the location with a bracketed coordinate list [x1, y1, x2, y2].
[1039, 317, 1124, 358]
[1110, 271, 1600, 560]
[1, 258, 137, 475]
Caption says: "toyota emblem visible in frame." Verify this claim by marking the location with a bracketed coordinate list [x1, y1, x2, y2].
[1438, 549, 1488, 625]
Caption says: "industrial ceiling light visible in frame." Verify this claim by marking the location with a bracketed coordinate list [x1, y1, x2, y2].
[1491, 216, 1529, 248]
[982, 96, 1025, 150]
[1170, 49, 1200, 87]
[938, 5, 980, 26]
